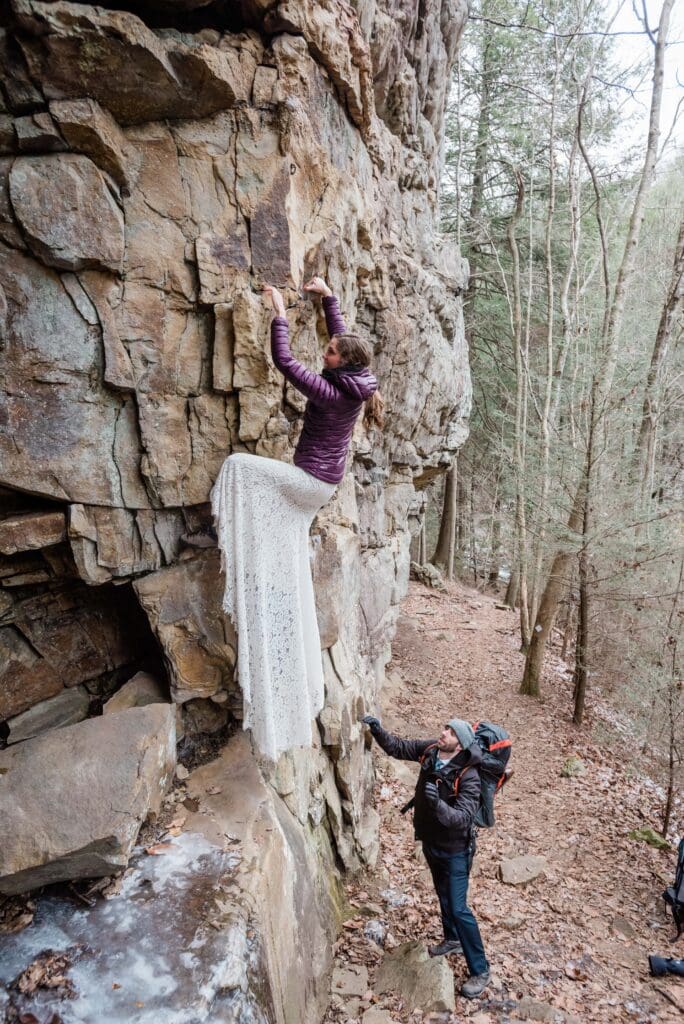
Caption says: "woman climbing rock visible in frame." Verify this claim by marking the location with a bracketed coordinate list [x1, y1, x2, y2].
[211, 276, 382, 762]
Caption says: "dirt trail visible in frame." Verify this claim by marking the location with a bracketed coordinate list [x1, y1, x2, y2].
[324, 581, 683, 1024]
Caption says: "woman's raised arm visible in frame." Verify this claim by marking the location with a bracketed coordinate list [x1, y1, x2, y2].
[304, 276, 347, 338]
[263, 285, 342, 405]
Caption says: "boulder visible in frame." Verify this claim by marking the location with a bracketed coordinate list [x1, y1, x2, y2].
[103, 671, 167, 714]
[410, 560, 446, 590]
[513, 996, 560, 1022]
[49, 98, 130, 189]
[331, 964, 369, 998]
[68, 504, 185, 584]
[9, 154, 125, 272]
[133, 550, 237, 703]
[0, 704, 176, 894]
[0, 114, 14, 155]
[628, 827, 671, 851]
[561, 755, 586, 778]
[181, 697, 229, 735]
[6, 684, 89, 744]
[364, 918, 387, 946]
[14, 111, 65, 152]
[362, 1010, 400, 1024]
[0, 621, 64, 720]
[0, 731, 342, 1023]
[502, 912, 526, 930]
[273, 0, 373, 133]
[0, 510, 66, 554]
[0, 0, 473, 1017]
[498, 854, 548, 886]
[376, 940, 455, 1013]
[134, 392, 233, 507]
[610, 915, 636, 940]
[0, 251, 148, 506]
[14, 1, 254, 124]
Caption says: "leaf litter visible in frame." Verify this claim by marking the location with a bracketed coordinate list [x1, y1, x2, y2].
[323, 581, 683, 1024]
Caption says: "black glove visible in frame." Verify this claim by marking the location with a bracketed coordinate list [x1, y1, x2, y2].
[424, 781, 440, 807]
[362, 715, 382, 736]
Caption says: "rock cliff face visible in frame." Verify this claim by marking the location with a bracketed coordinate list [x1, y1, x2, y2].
[0, 0, 470, 1018]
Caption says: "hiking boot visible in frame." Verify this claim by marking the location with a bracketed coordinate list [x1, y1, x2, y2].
[461, 971, 491, 998]
[428, 939, 462, 957]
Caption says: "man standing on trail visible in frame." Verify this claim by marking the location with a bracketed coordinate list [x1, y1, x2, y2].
[362, 715, 490, 999]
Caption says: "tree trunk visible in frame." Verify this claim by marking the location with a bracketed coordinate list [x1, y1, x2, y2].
[456, 471, 468, 574]
[661, 560, 682, 836]
[488, 501, 501, 585]
[418, 514, 427, 565]
[505, 570, 520, 610]
[469, 469, 478, 581]
[520, 488, 584, 696]
[662, 660, 678, 839]
[598, 0, 676, 401]
[560, 592, 576, 663]
[432, 461, 458, 578]
[529, 45, 559, 625]
[634, 218, 684, 491]
[507, 168, 531, 645]
[572, 532, 590, 725]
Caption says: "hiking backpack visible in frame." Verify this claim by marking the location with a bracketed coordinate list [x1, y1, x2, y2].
[472, 721, 512, 828]
[408, 720, 512, 828]
[663, 837, 684, 941]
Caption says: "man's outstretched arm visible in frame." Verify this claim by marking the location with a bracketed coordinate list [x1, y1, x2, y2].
[362, 716, 435, 762]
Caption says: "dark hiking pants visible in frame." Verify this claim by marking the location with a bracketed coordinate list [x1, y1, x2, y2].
[423, 843, 489, 977]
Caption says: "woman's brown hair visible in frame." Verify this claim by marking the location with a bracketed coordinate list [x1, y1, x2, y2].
[335, 332, 384, 430]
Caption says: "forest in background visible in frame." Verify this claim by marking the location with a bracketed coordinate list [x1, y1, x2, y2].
[421, 0, 683, 837]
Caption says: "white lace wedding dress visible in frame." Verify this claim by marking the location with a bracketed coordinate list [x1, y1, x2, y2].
[211, 452, 335, 761]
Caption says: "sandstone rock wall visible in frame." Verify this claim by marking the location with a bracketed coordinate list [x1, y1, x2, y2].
[0, 0, 470, 1019]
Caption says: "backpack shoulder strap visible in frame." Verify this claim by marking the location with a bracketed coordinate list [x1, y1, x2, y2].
[419, 742, 439, 765]
[452, 763, 476, 797]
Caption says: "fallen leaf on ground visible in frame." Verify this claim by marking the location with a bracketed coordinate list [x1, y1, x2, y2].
[12, 948, 82, 997]
[145, 842, 175, 856]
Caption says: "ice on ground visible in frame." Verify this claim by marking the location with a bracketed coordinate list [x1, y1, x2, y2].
[0, 832, 265, 1024]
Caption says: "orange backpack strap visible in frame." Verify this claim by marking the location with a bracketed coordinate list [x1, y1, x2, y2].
[452, 764, 472, 796]
[419, 742, 439, 765]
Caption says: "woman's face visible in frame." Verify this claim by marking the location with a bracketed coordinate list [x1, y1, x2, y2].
[323, 338, 343, 370]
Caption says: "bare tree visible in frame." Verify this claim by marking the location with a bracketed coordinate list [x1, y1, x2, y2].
[633, 218, 684, 494]
[572, 0, 677, 725]
[508, 168, 532, 647]
[432, 461, 458, 578]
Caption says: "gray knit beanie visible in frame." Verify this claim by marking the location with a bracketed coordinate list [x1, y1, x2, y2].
[447, 718, 476, 749]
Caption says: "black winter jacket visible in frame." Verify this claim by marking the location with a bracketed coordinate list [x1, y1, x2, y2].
[372, 726, 482, 853]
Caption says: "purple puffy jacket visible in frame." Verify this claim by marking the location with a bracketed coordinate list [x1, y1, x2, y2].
[271, 295, 378, 484]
